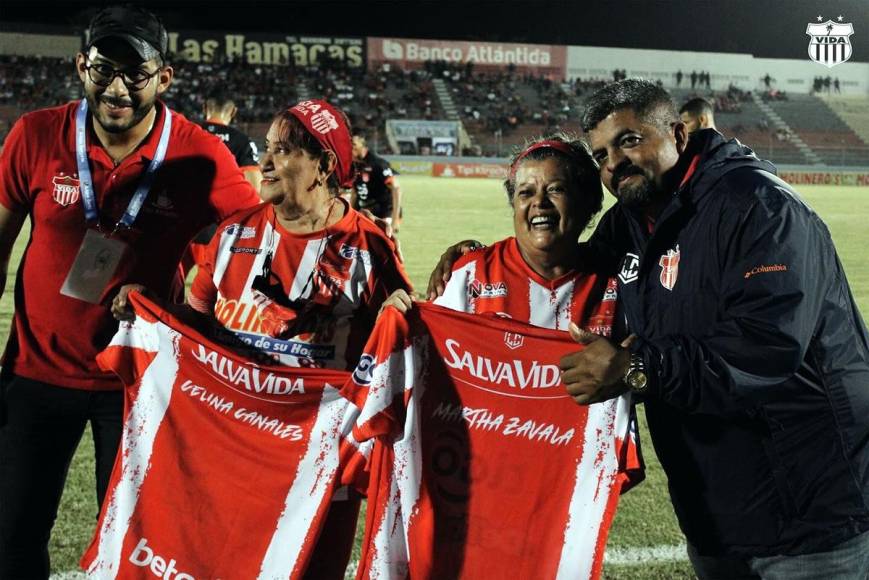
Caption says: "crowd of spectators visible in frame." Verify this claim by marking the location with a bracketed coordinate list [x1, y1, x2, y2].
[812, 76, 842, 94]
[674, 69, 712, 89]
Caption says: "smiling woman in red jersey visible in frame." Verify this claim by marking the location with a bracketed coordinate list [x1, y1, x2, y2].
[113, 99, 410, 579]
[386, 134, 620, 338]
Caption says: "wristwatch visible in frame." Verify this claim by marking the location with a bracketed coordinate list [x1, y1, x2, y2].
[623, 353, 649, 394]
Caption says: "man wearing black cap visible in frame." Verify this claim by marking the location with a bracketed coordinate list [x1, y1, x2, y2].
[0, 6, 259, 576]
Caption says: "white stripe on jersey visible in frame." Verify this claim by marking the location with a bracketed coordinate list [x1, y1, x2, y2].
[257, 383, 346, 579]
[556, 400, 621, 579]
[88, 321, 179, 576]
[434, 261, 476, 313]
[528, 278, 575, 330]
[213, 221, 279, 298]
[289, 238, 327, 301]
[367, 343, 425, 579]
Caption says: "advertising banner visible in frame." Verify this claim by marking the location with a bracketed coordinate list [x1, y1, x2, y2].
[778, 171, 869, 186]
[432, 162, 509, 179]
[368, 37, 566, 79]
[102, 30, 366, 67]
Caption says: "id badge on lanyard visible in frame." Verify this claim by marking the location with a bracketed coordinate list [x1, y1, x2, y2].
[59, 99, 172, 304]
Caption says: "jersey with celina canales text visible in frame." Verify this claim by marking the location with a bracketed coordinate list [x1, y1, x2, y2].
[343, 303, 643, 580]
[188, 200, 410, 370]
[81, 292, 370, 579]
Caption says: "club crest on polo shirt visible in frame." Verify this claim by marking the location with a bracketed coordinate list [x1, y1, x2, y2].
[618, 253, 640, 285]
[659, 245, 680, 291]
[51, 173, 80, 206]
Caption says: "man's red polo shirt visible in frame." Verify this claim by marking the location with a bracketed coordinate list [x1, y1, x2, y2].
[0, 101, 260, 390]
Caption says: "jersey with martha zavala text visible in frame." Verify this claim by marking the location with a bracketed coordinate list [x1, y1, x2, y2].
[81, 292, 370, 579]
[343, 303, 643, 579]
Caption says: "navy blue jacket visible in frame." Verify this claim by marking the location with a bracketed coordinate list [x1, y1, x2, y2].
[592, 130, 869, 557]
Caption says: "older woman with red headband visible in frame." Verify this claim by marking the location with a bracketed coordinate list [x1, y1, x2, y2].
[112, 100, 410, 577]
[385, 135, 617, 337]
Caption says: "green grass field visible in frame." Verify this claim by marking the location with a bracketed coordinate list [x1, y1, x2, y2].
[2, 176, 866, 578]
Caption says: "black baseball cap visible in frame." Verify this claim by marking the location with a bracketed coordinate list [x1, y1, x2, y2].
[86, 5, 168, 62]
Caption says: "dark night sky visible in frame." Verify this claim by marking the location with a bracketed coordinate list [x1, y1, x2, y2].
[1, 0, 868, 62]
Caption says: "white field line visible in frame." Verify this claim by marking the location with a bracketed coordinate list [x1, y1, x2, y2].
[52, 544, 689, 579]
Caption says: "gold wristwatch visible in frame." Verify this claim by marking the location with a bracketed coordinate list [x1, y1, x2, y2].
[623, 353, 649, 394]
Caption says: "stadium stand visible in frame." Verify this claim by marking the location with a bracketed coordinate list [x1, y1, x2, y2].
[0, 53, 866, 167]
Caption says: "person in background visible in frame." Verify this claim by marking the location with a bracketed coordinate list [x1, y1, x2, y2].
[679, 97, 716, 134]
[350, 133, 402, 233]
[200, 90, 262, 192]
[0, 6, 259, 577]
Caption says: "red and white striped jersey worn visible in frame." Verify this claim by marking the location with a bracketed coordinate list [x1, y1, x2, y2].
[435, 237, 618, 335]
[81, 293, 369, 579]
[189, 199, 411, 370]
[343, 303, 643, 580]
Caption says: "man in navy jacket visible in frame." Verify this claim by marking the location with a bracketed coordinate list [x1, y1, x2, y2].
[561, 79, 869, 578]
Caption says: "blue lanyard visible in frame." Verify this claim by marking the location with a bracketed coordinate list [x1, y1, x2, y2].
[74, 98, 172, 230]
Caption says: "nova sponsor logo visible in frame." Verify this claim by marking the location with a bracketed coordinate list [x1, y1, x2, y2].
[352, 353, 377, 385]
[224, 224, 256, 239]
[129, 537, 194, 579]
[192, 345, 305, 394]
[51, 173, 80, 206]
[339, 243, 371, 265]
[469, 279, 508, 299]
[442, 339, 562, 393]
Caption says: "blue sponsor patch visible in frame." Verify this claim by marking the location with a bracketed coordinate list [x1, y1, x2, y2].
[232, 331, 336, 360]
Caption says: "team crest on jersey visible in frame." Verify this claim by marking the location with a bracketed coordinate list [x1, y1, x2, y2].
[468, 280, 508, 299]
[503, 332, 524, 350]
[658, 245, 680, 291]
[51, 174, 80, 206]
[806, 18, 854, 68]
[618, 253, 640, 285]
[224, 224, 257, 239]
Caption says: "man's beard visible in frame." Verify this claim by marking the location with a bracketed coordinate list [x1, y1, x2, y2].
[86, 91, 154, 134]
[611, 164, 657, 209]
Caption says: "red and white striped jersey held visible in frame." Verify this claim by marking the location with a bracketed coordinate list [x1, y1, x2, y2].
[434, 237, 619, 335]
[81, 293, 370, 579]
[343, 303, 643, 580]
[189, 199, 411, 370]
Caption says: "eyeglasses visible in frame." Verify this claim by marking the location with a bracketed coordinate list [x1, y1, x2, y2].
[84, 60, 160, 91]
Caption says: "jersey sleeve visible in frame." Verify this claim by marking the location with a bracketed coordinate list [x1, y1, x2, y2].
[365, 234, 413, 312]
[202, 132, 260, 221]
[341, 306, 414, 443]
[187, 226, 221, 314]
[433, 250, 479, 312]
[95, 313, 161, 387]
[0, 116, 33, 212]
